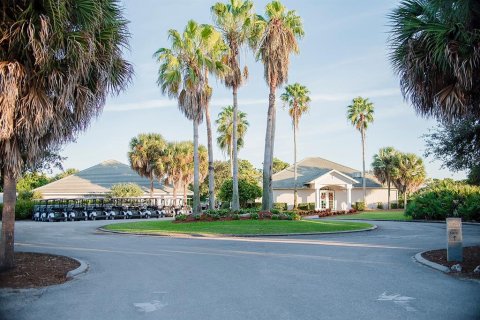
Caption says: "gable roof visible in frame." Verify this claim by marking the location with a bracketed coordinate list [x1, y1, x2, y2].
[272, 157, 386, 189]
[35, 160, 183, 196]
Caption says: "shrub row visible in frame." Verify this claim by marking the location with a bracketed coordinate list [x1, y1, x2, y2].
[0, 200, 35, 220]
[405, 180, 480, 221]
[317, 208, 357, 218]
[175, 209, 302, 221]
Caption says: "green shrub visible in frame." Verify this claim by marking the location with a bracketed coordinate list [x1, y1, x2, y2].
[109, 183, 143, 198]
[391, 202, 398, 209]
[232, 214, 240, 220]
[405, 179, 480, 221]
[377, 202, 384, 209]
[249, 213, 259, 220]
[175, 214, 187, 221]
[270, 208, 280, 214]
[273, 202, 288, 211]
[298, 203, 309, 211]
[271, 214, 279, 220]
[218, 178, 262, 208]
[220, 202, 230, 209]
[247, 202, 262, 209]
[355, 202, 365, 211]
[284, 211, 301, 221]
[0, 200, 35, 220]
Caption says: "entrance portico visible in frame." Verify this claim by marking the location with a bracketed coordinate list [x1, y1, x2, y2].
[308, 170, 358, 210]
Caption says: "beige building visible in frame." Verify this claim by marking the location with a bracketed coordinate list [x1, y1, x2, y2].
[273, 157, 398, 210]
[35, 159, 185, 199]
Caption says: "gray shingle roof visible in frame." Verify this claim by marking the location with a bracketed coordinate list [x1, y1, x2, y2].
[35, 160, 183, 196]
[272, 157, 385, 189]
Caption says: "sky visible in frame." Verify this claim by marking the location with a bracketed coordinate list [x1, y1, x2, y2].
[59, 0, 466, 180]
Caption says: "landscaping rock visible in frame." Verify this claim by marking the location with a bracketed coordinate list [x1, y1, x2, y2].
[474, 266, 480, 274]
[451, 264, 462, 272]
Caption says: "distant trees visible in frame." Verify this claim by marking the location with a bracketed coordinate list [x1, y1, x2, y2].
[372, 147, 427, 209]
[109, 183, 144, 198]
[128, 133, 167, 197]
[372, 147, 398, 210]
[219, 178, 262, 208]
[347, 97, 374, 204]
[272, 158, 289, 174]
[392, 153, 426, 209]
[216, 106, 249, 174]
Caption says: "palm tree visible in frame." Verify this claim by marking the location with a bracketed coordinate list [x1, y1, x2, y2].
[216, 106, 249, 174]
[180, 143, 208, 208]
[253, 0, 304, 211]
[0, 0, 132, 270]
[155, 21, 227, 215]
[163, 142, 188, 206]
[128, 133, 166, 197]
[347, 97, 375, 204]
[201, 25, 229, 211]
[212, 0, 256, 211]
[392, 152, 426, 209]
[280, 83, 310, 210]
[372, 147, 399, 210]
[388, 0, 480, 121]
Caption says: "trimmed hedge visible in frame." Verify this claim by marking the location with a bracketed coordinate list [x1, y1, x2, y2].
[405, 180, 480, 221]
[298, 202, 315, 211]
[0, 200, 35, 220]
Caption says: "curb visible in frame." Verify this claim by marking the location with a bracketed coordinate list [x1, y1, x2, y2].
[97, 224, 377, 238]
[325, 218, 480, 225]
[66, 258, 88, 280]
[414, 251, 450, 273]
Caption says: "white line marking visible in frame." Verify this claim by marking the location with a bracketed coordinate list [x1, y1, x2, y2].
[378, 292, 417, 312]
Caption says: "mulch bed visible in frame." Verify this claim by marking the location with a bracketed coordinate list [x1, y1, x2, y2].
[422, 246, 480, 279]
[0, 252, 80, 289]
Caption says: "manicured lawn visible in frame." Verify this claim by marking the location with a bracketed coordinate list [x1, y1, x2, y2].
[333, 210, 412, 221]
[104, 219, 373, 235]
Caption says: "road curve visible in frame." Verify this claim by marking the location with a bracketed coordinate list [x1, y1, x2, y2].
[1, 219, 479, 320]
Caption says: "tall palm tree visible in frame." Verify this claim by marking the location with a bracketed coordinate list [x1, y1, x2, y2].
[280, 83, 310, 210]
[253, 0, 304, 211]
[155, 20, 227, 215]
[128, 133, 166, 197]
[392, 152, 426, 209]
[372, 147, 399, 210]
[216, 106, 249, 174]
[347, 97, 375, 204]
[388, 0, 480, 121]
[0, 0, 132, 270]
[212, 0, 256, 211]
[200, 25, 229, 211]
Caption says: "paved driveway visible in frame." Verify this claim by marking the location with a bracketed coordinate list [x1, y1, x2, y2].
[1, 219, 479, 320]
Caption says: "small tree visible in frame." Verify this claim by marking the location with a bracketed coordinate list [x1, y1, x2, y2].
[219, 178, 262, 208]
[109, 183, 143, 198]
[272, 158, 290, 174]
[392, 153, 426, 209]
[372, 147, 398, 210]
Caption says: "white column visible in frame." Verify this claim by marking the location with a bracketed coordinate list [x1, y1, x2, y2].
[315, 188, 320, 210]
[347, 184, 352, 209]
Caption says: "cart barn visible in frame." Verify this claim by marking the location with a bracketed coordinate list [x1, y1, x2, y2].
[34, 160, 181, 199]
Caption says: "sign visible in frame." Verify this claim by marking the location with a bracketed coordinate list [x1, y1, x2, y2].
[446, 218, 463, 262]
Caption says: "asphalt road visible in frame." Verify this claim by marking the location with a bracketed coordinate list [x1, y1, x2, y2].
[1, 219, 479, 320]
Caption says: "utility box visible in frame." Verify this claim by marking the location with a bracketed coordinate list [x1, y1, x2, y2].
[446, 217, 463, 262]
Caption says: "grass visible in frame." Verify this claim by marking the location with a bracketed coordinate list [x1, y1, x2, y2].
[333, 210, 412, 221]
[103, 219, 373, 235]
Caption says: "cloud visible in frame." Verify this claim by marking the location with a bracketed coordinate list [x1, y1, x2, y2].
[310, 88, 400, 102]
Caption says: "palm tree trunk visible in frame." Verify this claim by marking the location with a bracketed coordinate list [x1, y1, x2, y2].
[229, 143, 233, 176]
[205, 101, 215, 210]
[150, 173, 154, 198]
[361, 128, 366, 204]
[183, 184, 188, 209]
[293, 122, 298, 210]
[262, 81, 276, 211]
[0, 172, 16, 271]
[404, 191, 407, 210]
[193, 119, 201, 215]
[387, 176, 391, 210]
[231, 86, 240, 211]
[269, 88, 277, 207]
